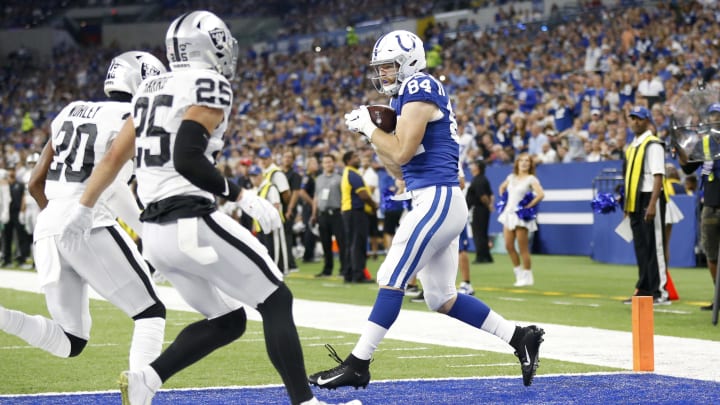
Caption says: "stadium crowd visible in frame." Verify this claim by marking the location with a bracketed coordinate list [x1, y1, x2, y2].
[0, 0, 717, 264]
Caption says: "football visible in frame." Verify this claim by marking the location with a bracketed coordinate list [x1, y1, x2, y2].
[367, 104, 397, 133]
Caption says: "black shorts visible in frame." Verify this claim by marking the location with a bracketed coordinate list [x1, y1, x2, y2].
[383, 209, 403, 236]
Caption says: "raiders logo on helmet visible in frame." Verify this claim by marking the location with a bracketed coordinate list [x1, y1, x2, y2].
[106, 60, 119, 80]
[141, 63, 162, 79]
[209, 28, 227, 50]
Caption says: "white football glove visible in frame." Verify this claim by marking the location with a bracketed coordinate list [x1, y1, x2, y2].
[239, 193, 282, 234]
[344, 105, 377, 141]
[59, 205, 94, 252]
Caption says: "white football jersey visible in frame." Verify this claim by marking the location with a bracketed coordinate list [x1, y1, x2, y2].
[34, 100, 130, 240]
[132, 69, 231, 207]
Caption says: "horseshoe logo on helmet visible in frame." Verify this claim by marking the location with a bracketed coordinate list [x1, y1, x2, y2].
[395, 33, 415, 52]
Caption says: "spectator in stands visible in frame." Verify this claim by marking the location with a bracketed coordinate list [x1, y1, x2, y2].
[509, 115, 529, 155]
[527, 122, 549, 159]
[550, 94, 575, 133]
[637, 68, 665, 109]
[585, 139, 604, 162]
[536, 142, 558, 164]
[559, 119, 589, 162]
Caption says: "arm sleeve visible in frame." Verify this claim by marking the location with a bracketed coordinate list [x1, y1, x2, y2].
[173, 119, 240, 201]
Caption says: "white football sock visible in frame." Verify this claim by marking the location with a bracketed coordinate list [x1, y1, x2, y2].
[129, 317, 166, 371]
[480, 310, 516, 344]
[1, 308, 71, 357]
[351, 321, 388, 361]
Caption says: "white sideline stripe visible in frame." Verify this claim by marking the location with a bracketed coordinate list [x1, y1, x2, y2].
[0, 270, 718, 383]
[552, 301, 601, 308]
[0, 343, 119, 350]
[448, 363, 518, 368]
[536, 212, 594, 225]
[398, 354, 480, 359]
[543, 189, 594, 201]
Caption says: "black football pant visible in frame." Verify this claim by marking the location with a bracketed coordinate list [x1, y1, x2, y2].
[318, 210, 346, 276]
[342, 210, 369, 282]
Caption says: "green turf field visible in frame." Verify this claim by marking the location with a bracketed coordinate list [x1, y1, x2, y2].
[0, 254, 717, 394]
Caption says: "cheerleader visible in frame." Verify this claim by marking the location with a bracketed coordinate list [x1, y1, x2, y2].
[498, 153, 545, 286]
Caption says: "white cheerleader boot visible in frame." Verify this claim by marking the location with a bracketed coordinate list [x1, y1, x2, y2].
[514, 270, 534, 287]
[523, 270, 534, 286]
[513, 266, 522, 286]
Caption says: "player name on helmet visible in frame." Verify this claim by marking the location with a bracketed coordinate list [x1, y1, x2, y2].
[69, 104, 103, 119]
[143, 77, 169, 93]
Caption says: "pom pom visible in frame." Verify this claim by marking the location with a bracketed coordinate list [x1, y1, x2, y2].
[496, 191, 508, 214]
[516, 192, 538, 220]
[591, 192, 620, 214]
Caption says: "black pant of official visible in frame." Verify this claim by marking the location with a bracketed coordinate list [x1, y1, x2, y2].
[2, 216, 30, 265]
[301, 202, 317, 262]
[629, 192, 667, 298]
[317, 209, 347, 277]
[471, 207, 493, 262]
[283, 216, 298, 270]
[342, 209, 369, 282]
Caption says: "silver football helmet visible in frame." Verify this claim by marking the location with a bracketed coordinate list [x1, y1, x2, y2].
[370, 30, 427, 96]
[165, 11, 239, 79]
[104, 51, 166, 97]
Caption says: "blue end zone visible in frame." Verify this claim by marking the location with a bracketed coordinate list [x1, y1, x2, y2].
[2, 374, 718, 404]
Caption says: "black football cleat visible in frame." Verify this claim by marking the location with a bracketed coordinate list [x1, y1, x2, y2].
[308, 345, 371, 390]
[511, 325, 545, 386]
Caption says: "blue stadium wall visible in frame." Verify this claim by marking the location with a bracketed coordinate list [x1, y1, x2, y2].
[486, 161, 698, 267]
[379, 161, 697, 268]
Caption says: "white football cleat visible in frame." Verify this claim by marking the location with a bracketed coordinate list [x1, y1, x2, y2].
[119, 370, 155, 405]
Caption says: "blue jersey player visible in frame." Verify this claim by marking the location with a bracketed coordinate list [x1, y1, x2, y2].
[309, 30, 545, 389]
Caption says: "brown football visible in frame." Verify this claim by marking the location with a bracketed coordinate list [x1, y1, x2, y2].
[367, 104, 397, 133]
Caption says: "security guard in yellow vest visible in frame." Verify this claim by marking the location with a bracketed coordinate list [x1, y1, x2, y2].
[248, 164, 288, 272]
[341, 151, 378, 283]
[623, 105, 669, 305]
[256, 147, 292, 273]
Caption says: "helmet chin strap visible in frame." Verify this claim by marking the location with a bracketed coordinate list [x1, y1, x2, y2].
[382, 82, 400, 96]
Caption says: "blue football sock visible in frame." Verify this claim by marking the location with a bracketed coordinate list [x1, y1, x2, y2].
[367, 288, 404, 329]
[447, 293, 491, 329]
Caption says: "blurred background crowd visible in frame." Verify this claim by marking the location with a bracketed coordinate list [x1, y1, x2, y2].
[0, 0, 715, 264]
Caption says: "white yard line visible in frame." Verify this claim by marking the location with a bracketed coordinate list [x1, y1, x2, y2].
[1, 270, 718, 382]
